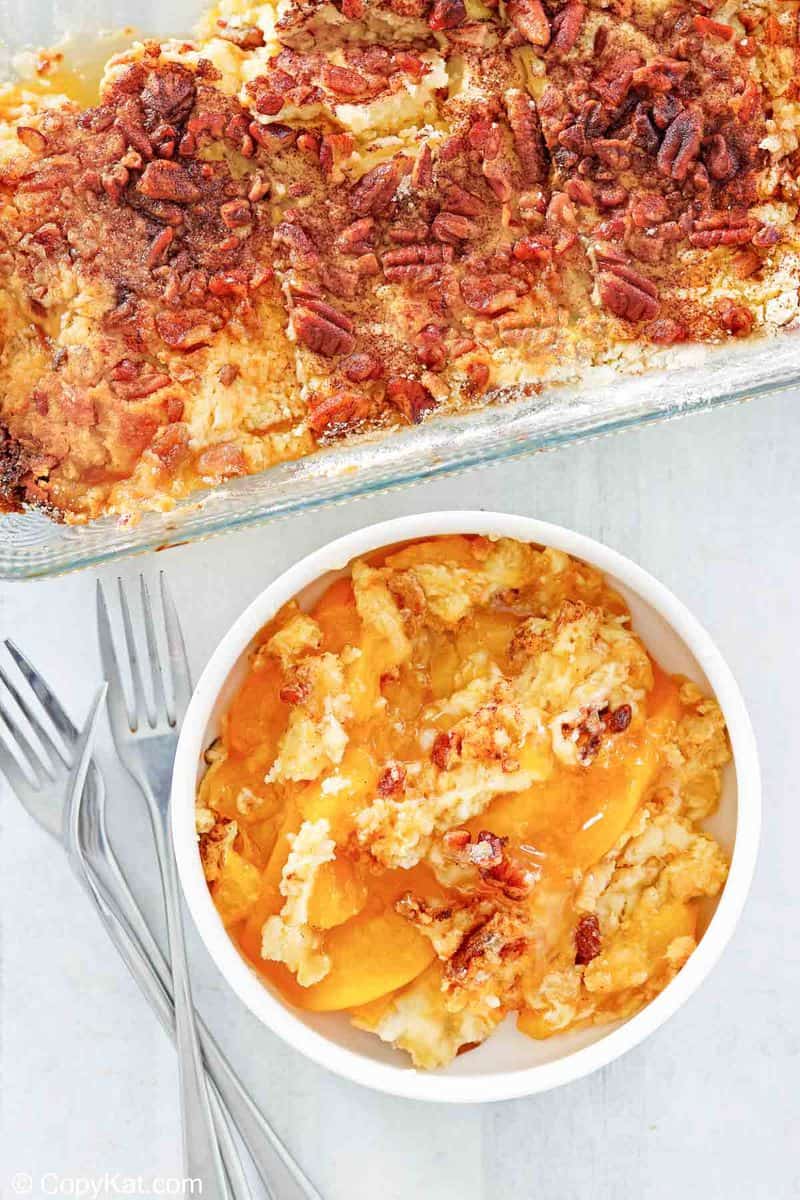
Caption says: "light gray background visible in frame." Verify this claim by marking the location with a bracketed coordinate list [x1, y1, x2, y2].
[1, 392, 798, 1199]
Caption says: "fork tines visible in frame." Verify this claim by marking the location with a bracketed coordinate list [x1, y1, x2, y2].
[0, 643, 70, 791]
[96, 573, 191, 735]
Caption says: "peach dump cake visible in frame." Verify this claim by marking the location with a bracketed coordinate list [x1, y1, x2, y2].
[1, 3, 800, 521]
[196, 535, 731, 1069]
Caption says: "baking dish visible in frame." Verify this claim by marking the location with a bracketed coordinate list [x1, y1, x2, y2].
[1, 329, 798, 579]
[2, 9, 799, 579]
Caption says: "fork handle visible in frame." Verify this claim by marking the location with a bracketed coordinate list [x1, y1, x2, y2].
[84, 849, 321, 1200]
[147, 809, 234, 1199]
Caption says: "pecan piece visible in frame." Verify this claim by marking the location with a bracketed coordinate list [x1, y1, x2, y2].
[350, 160, 402, 217]
[293, 303, 355, 357]
[336, 218, 375, 255]
[138, 160, 200, 203]
[431, 730, 463, 769]
[550, 1, 585, 54]
[692, 14, 733, 41]
[428, 0, 466, 31]
[505, 90, 548, 186]
[141, 65, 197, 124]
[716, 299, 753, 337]
[657, 110, 703, 183]
[575, 913, 601, 965]
[217, 22, 265, 48]
[386, 378, 437, 423]
[342, 352, 383, 382]
[155, 309, 217, 350]
[507, 0, 550, 46]
[598, 261, 660, 322]
[431, 212, 478, 243]
[308, 390, 368, 433]
[377, 763, 407, 795]
[460, 274, 522, 316]
[17, 126, 47, 153]
[196, 442, 247, 479]
[704, 133, 736, 182]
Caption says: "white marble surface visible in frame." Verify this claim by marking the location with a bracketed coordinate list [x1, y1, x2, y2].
[1, 392, 798, 1200]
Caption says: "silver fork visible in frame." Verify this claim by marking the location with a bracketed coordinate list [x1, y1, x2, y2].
[0, 664, 248, 1197]
[96, 573, 237, 1198]
[0, 638, 321, 1200]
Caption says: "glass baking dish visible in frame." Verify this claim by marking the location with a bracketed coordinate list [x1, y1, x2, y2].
[2, 6, 799, 579]
[2, 330, 798, 579]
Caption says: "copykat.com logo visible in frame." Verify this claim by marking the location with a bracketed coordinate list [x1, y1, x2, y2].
[9, 1173, 202, 1197]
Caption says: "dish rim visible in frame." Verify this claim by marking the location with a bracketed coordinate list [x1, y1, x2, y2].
[171, 510, 761, 1103]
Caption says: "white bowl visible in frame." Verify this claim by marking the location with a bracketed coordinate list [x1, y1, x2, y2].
[172, 512, 760, 1103]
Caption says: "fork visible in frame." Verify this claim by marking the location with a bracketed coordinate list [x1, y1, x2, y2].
[96, 573, 238, 1197]
[0, 637, 321, 1200]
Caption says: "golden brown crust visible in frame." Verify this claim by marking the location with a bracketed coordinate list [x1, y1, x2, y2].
[1, 1, 799, 519]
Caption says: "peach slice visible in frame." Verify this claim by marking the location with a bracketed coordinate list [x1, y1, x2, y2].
[224, 656, 288, 757]
[307, 856, 368, 930]
[300, 746, 378, 842]
[311, 577, 362, 653]
[212, 851, 263, 927]
[289, 908, 436, 1012]
[384, 535, 481, 570]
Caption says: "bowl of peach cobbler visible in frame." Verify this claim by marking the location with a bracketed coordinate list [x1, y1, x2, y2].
[172, 513, 759, 1100]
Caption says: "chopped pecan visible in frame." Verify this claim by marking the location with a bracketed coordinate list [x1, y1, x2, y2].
[141, 64, 196, 124]
[442, 183, 483, 218]
[219, 199, 251, 229]
[217, 22, 265, 48]
[138, 160, 200, 203]
[575, 913, 601, 965]
[350, 160, 402, 217]
[218, 363, 239, 386]
[293, 303, 355, 357]
[279, 675, 312, 705]
[411, 143, 433, 190]
[716, 299, 753, 337]
[308, 390, 367, 433]
[692, 14, 733, 41]
[155, 309, 217, 350]
[431, 730, 463, 769]
[431, 212, 478, 243]
[386, 378, 436, 423]
[17, 126, 47, 153]
[657, 109, 703, 183]
[550, 1, 585, 54]
[377, 763, 407, 795]
[630, 194, 669, 228]
[647, 318, 687, 345]
[507, 0, 550, 46]
[512, 235, 552, 265]
[336, 218, 375, 255]
[428, 0, 466, 31]
[460, 274, 522, 315]
[321, 63, 383, 99]
[704, 133, 736, 182]
[752, 224, 780, 250]
[145, 226, 174, 269]
[414, 325, 447, 370]
[196, 442, 247, 478]
[342, 352, 383, 382]
[605, 704, 632, 734]
[505, 90, 548, 186]
[273, 221, 319, 268]
[598, 260, 659, 322]
[151, 423, 190, 471]
[632, 56, 689, 94]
